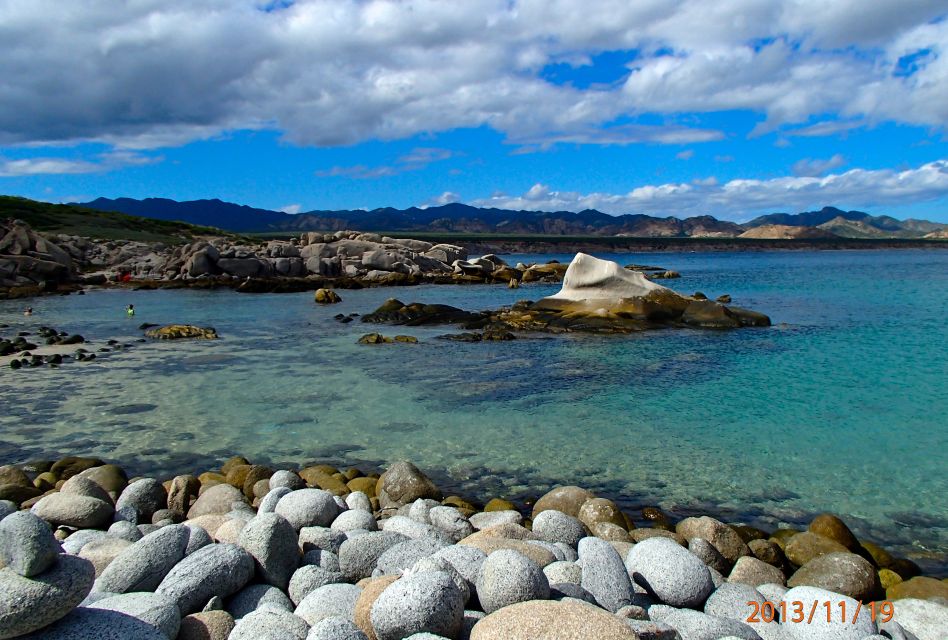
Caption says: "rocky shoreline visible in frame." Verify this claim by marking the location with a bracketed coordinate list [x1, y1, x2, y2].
[1, 456, 945, 640]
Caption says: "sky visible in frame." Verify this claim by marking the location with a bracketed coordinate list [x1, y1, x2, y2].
[1, 1, 948, 222]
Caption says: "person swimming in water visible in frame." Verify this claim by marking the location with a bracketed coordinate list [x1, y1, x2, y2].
[24, 307, 32, 316]
[126, 304, 135, 317]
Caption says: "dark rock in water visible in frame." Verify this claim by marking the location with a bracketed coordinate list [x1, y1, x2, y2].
[138, 323, 159, 330]
[362, 299, 488, 326]
[145, 325, 218, 340]
[693, 291, 708, 300]
[60, 334, 85, 345]
[9, 359, 21, 369]
[357, 333, 417, 345]
[716, 294, 732, 303]
[438, 332, 483, 342]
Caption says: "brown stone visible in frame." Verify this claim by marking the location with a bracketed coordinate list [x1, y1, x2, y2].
[784, 531, 848, 567]
[241, 465, 273, 499]
[252, 479, 271, 499]
[888, 558, 922, 580]
[0, 483, 41, 504]
[470, 599, 635, 640]
[732, 525, 770, 543]
[301, 469, 349, 496]
[459, 537, 556, 568]
[532, 486, 595, 519]
[808, 513, 860, 551]
[484, 498, 515, 512]
[878, 568, 903, 590]
[224, 464, 251, 490]
[675, 516, 749, 566]
[578, 498, 629, 532]
[33, 472, 57, 492]
[168, 475, 201, 514]
[376, 461, 441, 508]
[461, 524, 537, 543]
[629, 529, 686, 546]
[0, 464, 31, 486]
[769, 528, 802, 550]
[220, 456, 250, 476]
[443, 496, 477, 511]
[887, 576, 948, 601]
[347, 477, 378, 497]
[78, 464, 128, 499]
[178, 611, 235, 640]
[749, 539, 785, 566]
[49, 456, 104, 481]
[354, 575, 400, 640]
[198, 472, 226, 486]
[728, 556, 787, 587]
[860, 541, 895, 568]
[591, 522, 631, 542]
[788, 552, 882, 602]
[641, 506, 673, 530]
[342, 468, 363, 481]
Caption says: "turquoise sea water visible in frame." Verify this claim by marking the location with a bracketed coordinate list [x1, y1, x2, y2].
[2, 249, 946, 572]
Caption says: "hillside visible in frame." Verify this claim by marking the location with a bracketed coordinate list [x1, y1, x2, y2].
[0, 196, 233, 243]
[77, 197, 947, 239]
[739, 224, 839, 240]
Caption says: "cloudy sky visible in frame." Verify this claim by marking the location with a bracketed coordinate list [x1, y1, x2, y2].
[1, 0, 947, 221]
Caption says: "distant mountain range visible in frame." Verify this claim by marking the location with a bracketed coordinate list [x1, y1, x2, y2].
[78, 197, 948, 239]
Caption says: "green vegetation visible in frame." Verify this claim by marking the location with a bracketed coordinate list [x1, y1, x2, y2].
[0, 195, 236, 243]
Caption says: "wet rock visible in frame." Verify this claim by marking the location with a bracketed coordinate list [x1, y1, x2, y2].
[676, 516, 749, 568]
[314, 288, 342, 304]
[376, 462, 442, 509]
[144, 325, 218, 340]
[887, 576, 948, 601]
[784, 532, 848, 567]
[807, 514, 861, 552]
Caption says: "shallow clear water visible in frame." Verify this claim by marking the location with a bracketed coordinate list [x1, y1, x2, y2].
[2, 249, 946, 572]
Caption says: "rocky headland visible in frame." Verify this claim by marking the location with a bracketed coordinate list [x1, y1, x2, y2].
[0, 456, 945, 640]
[361, 253, 770, 337]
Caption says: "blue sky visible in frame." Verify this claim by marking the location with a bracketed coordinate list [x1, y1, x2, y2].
[1, 1, 948, 222]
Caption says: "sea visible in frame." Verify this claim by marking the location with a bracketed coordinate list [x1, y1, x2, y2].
[2, 249, 946, 573]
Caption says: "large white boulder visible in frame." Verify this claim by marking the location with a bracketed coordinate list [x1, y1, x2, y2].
[547, 253, 665, 302]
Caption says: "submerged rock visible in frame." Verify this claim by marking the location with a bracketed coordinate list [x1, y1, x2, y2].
[144, 325, 218, 340]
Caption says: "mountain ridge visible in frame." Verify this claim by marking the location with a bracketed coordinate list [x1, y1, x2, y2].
[77, 197, 948, 239]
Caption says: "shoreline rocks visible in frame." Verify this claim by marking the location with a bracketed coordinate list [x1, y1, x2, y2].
[0, 455, 944, 640]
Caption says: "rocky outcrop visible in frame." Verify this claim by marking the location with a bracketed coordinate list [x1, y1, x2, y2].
[0, 219, 74, 288]
[363, 253, 771, 335]
[144, 325, 219, 340]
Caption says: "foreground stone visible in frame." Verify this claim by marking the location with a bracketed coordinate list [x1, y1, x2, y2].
[0, 555, 95, 639]
[470, 599, 636, 639]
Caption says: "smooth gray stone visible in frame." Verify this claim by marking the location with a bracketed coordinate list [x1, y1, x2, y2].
[302, 548, 340, 571]
[187, 484, 247, 519]
[780, 586, 876, 640]
[294, 583, 362, 626]
[877, 619, 921, 640]
[757, 583, 789, 603]
[468, 510, 522, 530]
[662, 608, 762, 640]
[526, 539, 567, 561]
[554, 542, 579, 562]
[80, 590, 118, 606]
[94, 524, 189, 593]
[115, 479, 166, 524]
[269, 470, 306, 491]
[238, 513, 299, 590]
[203, 595, 224, 612]
[0, 555, 95, 638]
[370, 570, 464, 640]
[338, 531, 409, 581]
[428, 506, 474, 542]
[429, 544, 486, 595]
[258, 487, 292, 514]
[381, 515, 453, 544]
[155, 542, 254, 615]
[19, 606, 166, 639]
[890, 598, 946, 640]
[60, 476, 114, 506]
[544, 560, 582, 585]
[705, 582, 776, 637]
[411, 556, 471, 605]
[579, 536, 634, 613]
[108, 520, 143, 543]
[88, 592, 181, 639]
[377, 538, 449, 575]
[0, 510, 60, 577]
[183, 524, 212, 555]
[275, 489, 340, 530]
[533, 509, 587, 547]
[331, 509, 378, 533]
[627, 537, 714, 608]
[550, 582, 597, 603]
[408, 498, 441, 524]
[300, 526, 347, 554]
[61, 529, 109, 555]
[229, 608, 309, 640]
[344, 492, 372, 512]
[31, 493, 114, 529]
[289, 565, 346, 606]
[475, 549, 549, 614]
[306, 617, 368, 640]
[0, 500, 16, 520]
[226, 583, 294, 620]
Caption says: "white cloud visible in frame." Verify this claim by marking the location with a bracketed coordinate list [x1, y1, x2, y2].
[316, 146, 457, 179]
[471, 159, 948, 219]
[0, 1, 944, 151]
[792, 154, 847, 177]
[676, 149, 694, 160]
[0, 151, 159, 177]
[279, 203, 301, 214]
[422, 191, 462, 208]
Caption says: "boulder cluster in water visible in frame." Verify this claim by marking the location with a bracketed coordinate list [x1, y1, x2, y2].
[1, 457, 945, 640]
